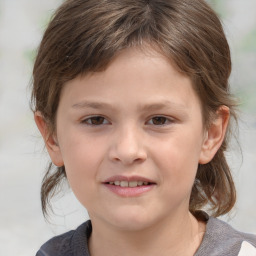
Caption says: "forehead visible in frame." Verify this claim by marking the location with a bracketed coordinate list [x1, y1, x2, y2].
[59, 47, 202, 114]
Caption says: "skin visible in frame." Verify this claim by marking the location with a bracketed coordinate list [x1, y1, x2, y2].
[35, 47, 229, 256]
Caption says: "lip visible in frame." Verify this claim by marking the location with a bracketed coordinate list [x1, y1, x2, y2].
[103, 175, 155, 183]
[102, 175, 156, 197]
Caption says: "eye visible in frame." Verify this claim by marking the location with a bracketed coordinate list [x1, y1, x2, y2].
[82, 116, 109, 125]
[147, 116, 172, 126]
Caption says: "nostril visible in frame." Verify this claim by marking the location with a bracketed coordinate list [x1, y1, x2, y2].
[107, 135, 147, 165]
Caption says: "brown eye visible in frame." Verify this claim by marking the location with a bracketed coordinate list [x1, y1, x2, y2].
[91, 116, 105, 125]
[151, 116, 168, 125]
[83, 116, 108, 125]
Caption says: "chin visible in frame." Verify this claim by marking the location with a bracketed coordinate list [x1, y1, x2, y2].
[107, 207, 156, 231]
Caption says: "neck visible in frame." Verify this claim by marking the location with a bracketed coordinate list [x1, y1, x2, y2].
[88, 211, 206, 256]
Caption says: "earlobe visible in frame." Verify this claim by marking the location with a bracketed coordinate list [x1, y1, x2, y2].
[199, 106, 230, 164]
[34, 112, 64, 167]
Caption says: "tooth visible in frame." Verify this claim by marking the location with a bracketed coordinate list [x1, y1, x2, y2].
[120, 181, 128, 187]
[143, 182, 149, 185]
[114, 181, 120, 186]
[109, 182, 114, 185]
[129, 181, 138, 187]
[138, 181, 143, 186]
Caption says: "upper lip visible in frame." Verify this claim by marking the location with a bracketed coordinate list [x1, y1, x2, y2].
[103, 175, 156, 184]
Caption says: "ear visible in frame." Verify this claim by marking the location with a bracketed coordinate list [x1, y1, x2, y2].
[34, 111, 64, 167]
[199, 106, 230, 164]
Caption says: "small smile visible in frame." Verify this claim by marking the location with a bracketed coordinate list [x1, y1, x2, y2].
[103, 175, 156, 197]
[106, 181, 152, 187]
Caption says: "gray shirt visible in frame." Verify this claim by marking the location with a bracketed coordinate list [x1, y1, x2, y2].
[36, 216, 256, 256]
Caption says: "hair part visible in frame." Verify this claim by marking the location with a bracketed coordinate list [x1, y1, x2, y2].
[32, 0, 238, 218]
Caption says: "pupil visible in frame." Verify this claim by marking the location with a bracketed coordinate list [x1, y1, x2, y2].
[91, 117, 104, 125]
[153, 117, 166, 125]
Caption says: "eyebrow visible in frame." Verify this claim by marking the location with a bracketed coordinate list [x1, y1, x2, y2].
[139, 101, 187, 112]
[72, 101, 113, 110]
[72, 100, 188, 112]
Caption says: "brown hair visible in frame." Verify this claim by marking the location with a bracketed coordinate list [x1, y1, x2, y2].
[32, 0, 237, 217]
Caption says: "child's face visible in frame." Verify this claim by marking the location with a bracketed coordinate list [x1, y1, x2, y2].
[44, 47, 215, 230]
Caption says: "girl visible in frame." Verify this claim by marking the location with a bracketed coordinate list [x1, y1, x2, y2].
[32, 0, 256, 255]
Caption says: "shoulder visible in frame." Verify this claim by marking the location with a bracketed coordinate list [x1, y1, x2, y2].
[36, 220, 92, 256]
[36, 230, 75, 256]
[196, 216, 256, 256]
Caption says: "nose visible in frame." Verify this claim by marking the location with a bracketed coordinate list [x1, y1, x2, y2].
[108, 125, 147, 165]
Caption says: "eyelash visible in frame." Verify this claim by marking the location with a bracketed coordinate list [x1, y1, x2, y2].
[81, 116, 110, 126]
[147, 116, 174, 126]
[81, 115, 174, 126]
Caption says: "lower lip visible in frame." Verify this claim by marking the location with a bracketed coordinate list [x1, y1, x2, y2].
[103, 184, 155, 197]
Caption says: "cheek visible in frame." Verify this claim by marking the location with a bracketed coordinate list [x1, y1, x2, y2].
[59, 128, 104, 169]
[152, 133, 202, 187]
[58, 133, 106, 200]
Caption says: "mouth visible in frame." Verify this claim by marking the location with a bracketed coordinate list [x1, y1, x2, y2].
[103, 176, 156, 197]
[105, 180, 154, 187]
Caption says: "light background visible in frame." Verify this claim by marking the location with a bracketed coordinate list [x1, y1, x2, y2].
[0, 0, 255, 255]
